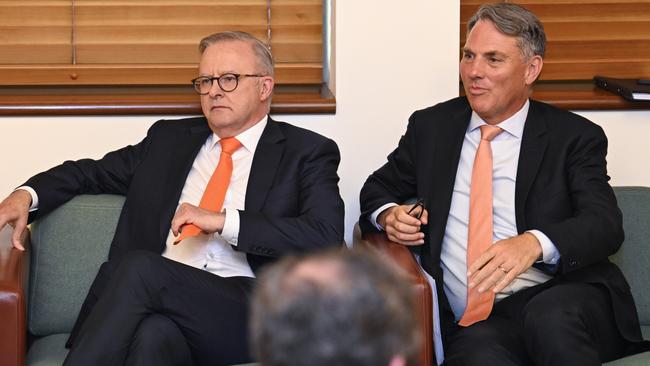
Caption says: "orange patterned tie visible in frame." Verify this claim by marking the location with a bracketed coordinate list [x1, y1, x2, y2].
[174, 137, 242, 244]
[459, 125, 503, 326]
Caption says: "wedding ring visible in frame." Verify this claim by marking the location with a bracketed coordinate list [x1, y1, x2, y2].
[498, 266, 509, 273]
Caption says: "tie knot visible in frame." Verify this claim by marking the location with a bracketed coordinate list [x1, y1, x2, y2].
[219, 137, 242, 155]
[479, 125, 503, 142]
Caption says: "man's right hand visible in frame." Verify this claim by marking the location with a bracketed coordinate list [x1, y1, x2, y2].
[0, 190, 32, 251]
[377, 204, 428, 246]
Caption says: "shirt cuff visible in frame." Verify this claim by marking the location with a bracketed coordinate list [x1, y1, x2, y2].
[220, 208, 240, 246]
[15, 186, 38, 212]
[527, 229, 560, 265]
[370, 203, 398, 231]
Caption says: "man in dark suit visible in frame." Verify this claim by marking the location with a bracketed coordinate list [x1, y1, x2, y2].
[360, 3, 646, 365]
[0, 31, 344, 365]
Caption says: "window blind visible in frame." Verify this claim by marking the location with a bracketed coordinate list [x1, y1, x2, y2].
[0, 0, 324, 86]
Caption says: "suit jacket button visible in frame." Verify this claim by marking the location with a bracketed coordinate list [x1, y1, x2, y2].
[569, 259, 578, 267]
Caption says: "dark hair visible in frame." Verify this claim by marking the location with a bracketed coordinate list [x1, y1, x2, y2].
[467, 3, 546, 59]
[199, 31, 274, 76]
[250, 248, 420, 366]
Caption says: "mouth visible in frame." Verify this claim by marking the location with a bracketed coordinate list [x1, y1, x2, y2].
[210, 105, 231, 111]
[467, 85, 487, 95]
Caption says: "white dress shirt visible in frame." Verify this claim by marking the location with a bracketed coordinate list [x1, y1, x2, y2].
[22, 116, 268, 279]
[371, 100, 560, 321]
[162, 116, 268, 278]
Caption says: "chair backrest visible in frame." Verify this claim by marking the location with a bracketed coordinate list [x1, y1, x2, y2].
[610, 186, 650, 326]
[27, 194, 125, 336]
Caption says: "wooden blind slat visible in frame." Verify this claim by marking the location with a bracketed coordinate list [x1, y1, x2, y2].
[460, 1, 650, 81]
[0, 2, 70, 64]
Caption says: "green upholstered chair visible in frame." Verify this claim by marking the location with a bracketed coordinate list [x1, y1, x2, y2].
[0, 194, 258, 366]
[604, 187, 650, 365]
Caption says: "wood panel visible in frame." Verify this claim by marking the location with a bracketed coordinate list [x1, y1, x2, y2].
[0, 84, 336, 115]
[0, 62, 322, 86]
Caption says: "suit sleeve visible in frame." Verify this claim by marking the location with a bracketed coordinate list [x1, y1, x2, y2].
[537, 123, 624, 274]
[359, 113, 420, 233]
[24, 122, 158, 220]
[237, 138, 344, 256]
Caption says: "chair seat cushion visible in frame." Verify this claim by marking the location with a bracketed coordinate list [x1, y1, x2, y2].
[26, 333, 69, 366]
[601, 326, 650, 365]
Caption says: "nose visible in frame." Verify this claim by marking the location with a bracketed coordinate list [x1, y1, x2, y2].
[208, 80, 224, 98]
[468, 58, 485, 79]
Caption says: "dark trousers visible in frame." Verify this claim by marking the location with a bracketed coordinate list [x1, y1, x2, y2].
[63, 251, 255, 366]
[443, 281, 629, 366]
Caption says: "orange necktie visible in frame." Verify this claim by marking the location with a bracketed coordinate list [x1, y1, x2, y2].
[174, 137, 242, 244]
[458, 125, 503, 326]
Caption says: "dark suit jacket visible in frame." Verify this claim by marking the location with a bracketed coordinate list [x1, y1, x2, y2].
[360, 97, 644, 346]
[25, 116, 345, 345]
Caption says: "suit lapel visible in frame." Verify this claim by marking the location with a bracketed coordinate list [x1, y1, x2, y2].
[245, 117, 285, 212]
[514, 101, 548, 233]
[158, 120, 212, 244]
[428, 101, 472, 256]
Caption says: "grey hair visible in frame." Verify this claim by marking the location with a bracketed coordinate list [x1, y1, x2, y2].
[199, 31, 274, 77]
[251, 248, 421, 366]
[467, 3, 546, 60]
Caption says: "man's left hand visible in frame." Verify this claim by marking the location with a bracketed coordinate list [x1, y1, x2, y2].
[171, 202, 225, 236]
[467, 232, 542, 294]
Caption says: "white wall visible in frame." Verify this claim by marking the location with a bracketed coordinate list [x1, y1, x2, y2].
[1, 1, 648, 244]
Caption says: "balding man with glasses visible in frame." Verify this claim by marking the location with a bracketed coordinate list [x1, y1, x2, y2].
[0, 31, 344, 366]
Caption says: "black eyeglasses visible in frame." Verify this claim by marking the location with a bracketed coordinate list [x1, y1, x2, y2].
[407, 198, 425, 220]
[191, 73, 264, 94]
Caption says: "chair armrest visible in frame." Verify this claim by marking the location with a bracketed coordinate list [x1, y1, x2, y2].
[358, 230, 434, 366]
[0, 226, 30, 366]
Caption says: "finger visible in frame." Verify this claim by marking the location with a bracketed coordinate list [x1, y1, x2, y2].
[396, 209, 423, 226]
[392, 220, 421, 234]
[468, 256, 500, 289]
[467, 249, 496, 276]
[11, 222, 26, 251]
[493, 268, 519, 293]
[387, 228, 424, 243]
[492, 271, 517, 293]
[387, 232, 424, 246]
[419, 208, 429, 225]
[475, 266, 507, 293]
[170, 214, 184, 236]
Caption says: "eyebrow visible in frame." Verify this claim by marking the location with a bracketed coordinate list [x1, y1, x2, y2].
[463, 48, 508, 59]
[198, 70, 238, 77]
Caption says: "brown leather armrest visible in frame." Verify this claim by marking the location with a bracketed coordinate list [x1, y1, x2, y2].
[359, 230, 433, 366]
[0, 226, 30, 366]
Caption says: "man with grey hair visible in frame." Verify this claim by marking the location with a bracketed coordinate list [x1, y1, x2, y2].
[250, 248, 420, 366]
[0, 31, 344, 365]
[360, 3, 647, 365]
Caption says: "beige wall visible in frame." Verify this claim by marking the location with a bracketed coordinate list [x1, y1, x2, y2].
[1, 0, 648, 243]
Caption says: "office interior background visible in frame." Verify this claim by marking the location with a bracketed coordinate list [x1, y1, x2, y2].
[1, 0, 649, 244]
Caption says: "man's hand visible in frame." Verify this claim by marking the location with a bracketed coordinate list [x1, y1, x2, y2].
[171, 203, 225, 236]
[467, 232, 542, 294]
[377, 203, 428, 246]
[0, 190, 32, 251]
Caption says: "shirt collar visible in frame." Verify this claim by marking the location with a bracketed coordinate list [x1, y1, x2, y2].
[207, 115, 268, 153]
[468, 99, 529, 139]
